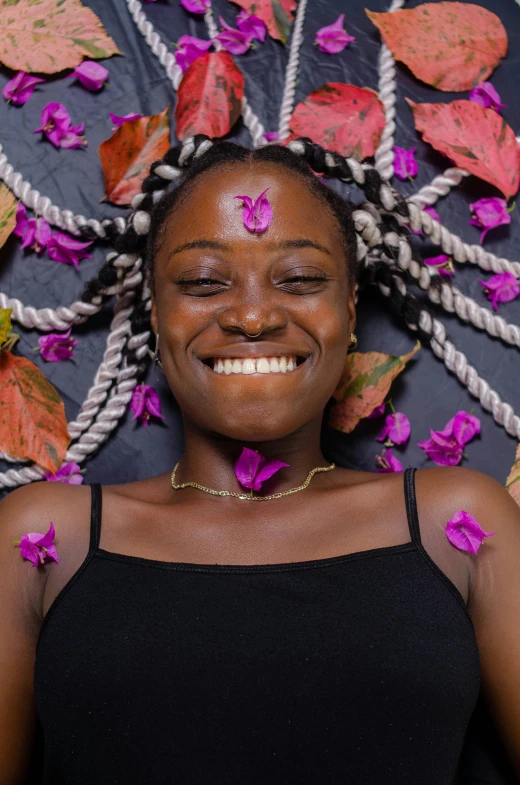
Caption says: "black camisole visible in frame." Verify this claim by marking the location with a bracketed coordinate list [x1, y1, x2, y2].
[34, 467, 481, 784]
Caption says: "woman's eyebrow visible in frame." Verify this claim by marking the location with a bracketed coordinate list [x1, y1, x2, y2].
[274, 239, 331, 255]
[168, 238, 331, 259]
[168, 240, 230, 259]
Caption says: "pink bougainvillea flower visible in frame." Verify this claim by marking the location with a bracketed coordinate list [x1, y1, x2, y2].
[393, 146, 418, 180]
[43, 462, 84, 484]
[66, 61, 108, 91]
[469, 197, 512, 244]
[424, 254, 455, 279]
[479, 271, 520, 311]
[13, 522, 59, 568]
[236, 10, 266, 42]
[216, 16, 252, 55]
[235, 187, 272, 232]
[234, 446, 289, 492]
[33, 103, 86, 149]
[20, 217, 52, 254]
[175, 35, 213, 73]
[376, 412, 410, 445]
[3, 70, 44, 105]
[13, 203, 28, 238]
[110, 112, 143, 130]
[367, 402, 386, 419]
[410, 205, 440, 235]
[417, 410, 480, 466]
[375, 448, 403, 473]
[38, 327, 77, 362]
[315, 14, 355, 54]
[59, 122, 87, 149]
[47, 232, 93, 268]
[179, 0, 211, 13]
[130, 383, 165, 427]
[445, 510, 495, 554]
[469, 82, 506, 113]
[264, 131, 280, 143]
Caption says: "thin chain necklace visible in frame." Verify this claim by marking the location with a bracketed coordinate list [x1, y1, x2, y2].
[170, 461, 336, 501]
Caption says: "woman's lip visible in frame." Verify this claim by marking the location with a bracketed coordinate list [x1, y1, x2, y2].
[199, 355, 309, 374]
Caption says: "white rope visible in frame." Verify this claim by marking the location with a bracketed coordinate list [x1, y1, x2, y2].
[408, 167, 469, 208]
[278, 0, 309, 140]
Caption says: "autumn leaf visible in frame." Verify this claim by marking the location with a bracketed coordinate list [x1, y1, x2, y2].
[328, 341, 420, 434]
[230, 0, 296, 43]
[0, 308, 12, 346]
[505, 444, 520, 507]
[0, 184, 17, 250]
[0, 0, 120, 74]
[366, 2, 507, 92]
[175, 52, 244, 141]
[99, 108, 171, 206]
[0, 351, 70, 473]
[408, 99, 520, 199]
[288, 84, 386, 162]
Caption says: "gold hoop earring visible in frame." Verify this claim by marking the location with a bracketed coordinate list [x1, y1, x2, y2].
[348, 332, 358, 351]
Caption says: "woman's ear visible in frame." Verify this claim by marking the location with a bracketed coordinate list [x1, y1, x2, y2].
[347, 289, 357, 335]
[150, 293, 158, 336]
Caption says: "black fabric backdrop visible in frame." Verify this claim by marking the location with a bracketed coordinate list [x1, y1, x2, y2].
[1, 0, 520, 781]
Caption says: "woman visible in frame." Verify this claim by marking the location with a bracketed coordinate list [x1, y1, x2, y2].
[1, 139, 520, 785]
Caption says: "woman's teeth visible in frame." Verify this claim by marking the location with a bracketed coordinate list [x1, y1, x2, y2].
[211, 355, 299, 374]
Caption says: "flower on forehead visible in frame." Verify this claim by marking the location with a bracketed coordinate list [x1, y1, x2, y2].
[43, 462, 84, 484]
[13, 522, 59, 568]
[375, 448, 403, 473]
[130, 383, 165, 427]
[66, 61, 108, 91]
[234, 188, 272, 232]
[38, 327, 77, 362]
[174, 35, 213, 73]
[110, 112, 143, 130]
[417, 410, 480, 466]
[236, 10, 266, 42]
[235, 447, 289, 492]
[47, 232, 93, 268]
[179, 0, 211, 13]
[424, 254, 454, 279]
[469, 197, 512, 244]
[410, 205, 440, 236]
[216, 17, 252, 55]
[376, 412, 410, 445]
[469, 82, 506, 113]
[3, 71, 44, 105]
[315, 14, 355, 54]
[445, 510, 495, 554]
[479, 272, 520, 311]
[34, 102, 86, 149]
[393, 146, 418, 180]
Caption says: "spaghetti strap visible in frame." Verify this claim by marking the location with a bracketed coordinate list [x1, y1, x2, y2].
[89, 483, 102, 553]
[403, 467, 422, 547]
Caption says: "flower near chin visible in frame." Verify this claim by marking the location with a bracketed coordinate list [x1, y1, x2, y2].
[3, 71, 44, 105]
[13, 522, 59, 568]
[393, 146, 418, 180]
[174, 35, 213, 73]
[469, 82, 506, 113]
[235, 447, 289, 492]
[445, 510, 495, 554]
[110, 112, 143, 130]
[423, 254, 454, 279]
[216, 17, 252, 55]
[130, 383, 165, 427]
[236, 11, 266, 42]
[179, 0, 211, 13]
[33, 103, 86, 149]
[469, 197, 512, 244]
[479, 272, 520, 312]
[315, 14, 355, 54]
[376, 412, 410, 446]
[38, 327, 77, 362]
[46, 233, 93, 268]
[375, 448, 403, 473]
[43, 462, 84, 485]
[66, 61, 108, 91]
[417, 410, 480, 466]
[234, 188, 272, 232]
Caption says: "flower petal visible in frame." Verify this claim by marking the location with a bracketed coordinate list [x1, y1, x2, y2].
[445, 510, 495, 554]
[253, 459, 290, 490]
[452, 411, 480, 446]
[235, 447, 262, 489]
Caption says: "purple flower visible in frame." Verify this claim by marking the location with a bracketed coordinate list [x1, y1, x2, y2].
[376, 412, 410, 445]
[234, 187, 272, 232]
[469, 197, 512, 244]
[236, 10, 266, 42]
[264, 131, 280, 143]
[47, 232, 93, 268]
[66, 61, 108, 91]
[367, 402, 385, 419]
[3, 71, 44, 105]
[38, 327, 77, 362]
[445, 510, 495, 554]
[59, 123, 87, 149]
[13, 203, 28, 238]
[216, 17, 252, 54]
[315, 14, 355, 54]
[130, 383, 164, 427]
[423, 254, 454, 279]
[469, 82, 506, 113]
[375, 448, 403, 473]
[43, 462, 84, 484]
[417, 410, 480, 466]
[479, 272, 520, 311]
[179, 0, 211, 13]
[13, 522, 59, 568]
[234, 447, 289, 492]
[20, 216, 51, 254]
[175, 35, 213, 73]
[110, 112, 143, 130]
[393, 146, 418, 180]
[33, 103, 86, 149]
[410, 205, 440, 236]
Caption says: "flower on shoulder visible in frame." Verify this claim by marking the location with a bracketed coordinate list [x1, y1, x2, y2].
[445, 510, 495, 554]
[13, 522, 59, 567]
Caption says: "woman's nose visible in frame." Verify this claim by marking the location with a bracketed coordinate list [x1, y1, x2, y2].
[216, 298, 288, 337]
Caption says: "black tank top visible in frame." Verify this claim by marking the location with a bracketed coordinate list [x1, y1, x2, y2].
[34, 468, 480, 784]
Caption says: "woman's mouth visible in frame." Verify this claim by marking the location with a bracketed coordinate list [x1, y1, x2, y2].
[203, 355, 306, 375]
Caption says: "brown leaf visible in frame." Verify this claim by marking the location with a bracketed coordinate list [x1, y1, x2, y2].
[230, 0, 296, 43]
[0, 184, 17, 250]
[0, 350, 70, 472]
[505, 443, 520, 507]
[366, 2, 507, 92]
[99, 108, 171, 206]
[328, 341, 420, 434]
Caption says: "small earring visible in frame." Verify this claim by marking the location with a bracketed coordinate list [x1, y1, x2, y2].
[349, 332, 358, 349]
[153, 333, 163, 372]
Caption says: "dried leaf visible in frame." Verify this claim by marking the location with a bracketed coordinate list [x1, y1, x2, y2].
[0, 184, 17, 250]
[0, 308, 12, 346]
[328, 341, 420, 434]
[408, 99, 520, 199]
[505, 443, 520, 507]
[0, 0, 120, 74]
[230, 0, 296, 43]
[175, 52, 244, 141]
[0, 350, 70, 472]
[99, 108, 171, 206]
[366, 2, 507, 92]
[288, 84, 386, 162]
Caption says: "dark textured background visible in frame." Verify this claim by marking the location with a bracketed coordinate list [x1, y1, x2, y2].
[1, 0, 519, 781]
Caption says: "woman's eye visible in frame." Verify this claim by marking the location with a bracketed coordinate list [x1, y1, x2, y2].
[177, 278, 225, 294]
[280, 275, 327, 291]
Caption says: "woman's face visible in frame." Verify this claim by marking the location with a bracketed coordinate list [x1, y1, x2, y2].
[150, 162, 356, 441]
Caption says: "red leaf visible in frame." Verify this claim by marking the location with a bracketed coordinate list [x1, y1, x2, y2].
[408, 99, 520, 199]
[175, 52, 244, 141]
[99, 108, 171, 206]
[289, 84, 386, 161]
[230, 0, 296, 43]
[366, 2, 507, 92]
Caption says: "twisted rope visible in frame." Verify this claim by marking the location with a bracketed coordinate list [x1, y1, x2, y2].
[278, 0, 309, 141]
[408, 167, 469, 208]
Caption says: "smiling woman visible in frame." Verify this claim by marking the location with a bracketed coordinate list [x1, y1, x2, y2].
[2, 137, 520, 785]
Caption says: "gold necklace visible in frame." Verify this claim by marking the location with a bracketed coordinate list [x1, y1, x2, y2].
[170, 461, 336, 501]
